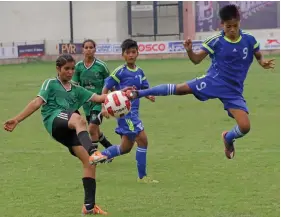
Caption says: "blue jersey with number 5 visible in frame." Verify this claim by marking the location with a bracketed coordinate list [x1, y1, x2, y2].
[201, 30, 260, 93]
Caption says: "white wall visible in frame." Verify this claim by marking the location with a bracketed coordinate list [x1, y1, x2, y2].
[0, 1, 70, 43]
[115, 1, 129, 42]
[0, 1, 279, 55]
[0, 1, 124, 44]
[72, 1, 118, 42]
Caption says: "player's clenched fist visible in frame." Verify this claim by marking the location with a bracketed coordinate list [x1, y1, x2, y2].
[183, 38, 193, 51]
[4, 118, 18, 132]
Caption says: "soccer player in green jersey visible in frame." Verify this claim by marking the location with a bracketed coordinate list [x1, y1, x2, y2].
[73, 39, 113, 151]
[4, 54, 108, 215]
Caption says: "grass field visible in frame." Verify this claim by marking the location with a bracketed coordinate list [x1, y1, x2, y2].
[0, 56, 280, 217]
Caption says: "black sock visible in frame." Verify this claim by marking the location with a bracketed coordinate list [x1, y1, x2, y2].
[78, 131, 95, 154]
[99, 133, 112, 148]
[82, 177, 96, 210]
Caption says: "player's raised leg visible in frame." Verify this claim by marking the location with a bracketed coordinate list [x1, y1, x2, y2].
[135, 130, 159, 184]
[72, 146, 107, 215]
[127, 82, 193, 99]
[101, 135, 135, 160]
[68, 113, 107, 164]
[222, 108, 250, 159]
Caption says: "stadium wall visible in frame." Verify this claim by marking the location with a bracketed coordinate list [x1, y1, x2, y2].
[0, 2, 126, 43]
[0, 1, 182, 45]
[0, 1, 279, 65]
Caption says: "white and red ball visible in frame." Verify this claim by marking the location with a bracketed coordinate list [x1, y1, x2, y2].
[104, 91, 131, 118]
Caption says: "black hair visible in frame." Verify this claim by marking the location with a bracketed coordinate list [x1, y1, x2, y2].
[56, 54, 75, 68]
[219, 4, 240, 22]
[121, 39, 138, 53]
[82, 39, 96, 48]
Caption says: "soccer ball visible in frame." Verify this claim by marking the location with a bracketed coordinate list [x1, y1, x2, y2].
[104, 91, 131, 118]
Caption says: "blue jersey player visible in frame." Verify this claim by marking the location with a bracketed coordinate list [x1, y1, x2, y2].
[125, 5, 275, 159]
[99, 39, 159, 183]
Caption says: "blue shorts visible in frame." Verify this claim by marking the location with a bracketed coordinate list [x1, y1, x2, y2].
[115, 113, 144, 141]
[187, 75, 248, 118]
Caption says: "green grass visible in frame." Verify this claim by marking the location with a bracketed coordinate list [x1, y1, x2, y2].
[0, 57, 279, 217]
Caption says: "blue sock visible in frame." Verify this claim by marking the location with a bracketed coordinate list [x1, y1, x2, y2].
[225, 125, 245, 144]
[138, 84, 176, 98]
[136, 146, 147, 179]
[101, 145, 121, 159]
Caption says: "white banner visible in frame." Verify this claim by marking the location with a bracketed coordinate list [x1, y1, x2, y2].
[167, 40, 203, 53]
[138, 41, 168, 54]
[259, 38, 280, 50]
[0, 46, 18, 59]
[95, 44, 121, 55]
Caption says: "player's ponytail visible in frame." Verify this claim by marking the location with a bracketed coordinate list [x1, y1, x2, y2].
[56, 54, 75, 68]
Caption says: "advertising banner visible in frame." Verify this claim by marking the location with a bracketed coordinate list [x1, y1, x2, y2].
[138, 41, 168, 54]
[59, 43, 122, 55]
[58, 37, 278, 56]
[18, 44, 45, 57]
[259, 38, 280, 50]
[59, 43, 83, 54]
[195, 1, 279, 32]
[168, 41, 203, 53]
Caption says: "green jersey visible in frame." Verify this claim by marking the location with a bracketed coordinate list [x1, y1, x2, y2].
[37, 78, 94, 135]
[72, 58, 110, 116]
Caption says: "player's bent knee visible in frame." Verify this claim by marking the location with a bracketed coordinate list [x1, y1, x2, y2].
[137, 139, 148, 147]
[69, 113, 82, 127]
[77, 117, 87, 127]
[121, 145, 133, 154]
[176, 83, 192, 95]
[69, 114, 88, 130]
[239, 122, 251, 134]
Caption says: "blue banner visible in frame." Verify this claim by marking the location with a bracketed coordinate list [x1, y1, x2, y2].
[18, 44, 45, 57]
[195, 1, 279, 32]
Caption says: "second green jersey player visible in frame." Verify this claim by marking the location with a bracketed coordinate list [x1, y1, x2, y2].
[73, 39, 113, 151]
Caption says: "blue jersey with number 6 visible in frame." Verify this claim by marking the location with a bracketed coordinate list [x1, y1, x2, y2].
[201, 29, 260, 93]
[187, 30, 260, 118]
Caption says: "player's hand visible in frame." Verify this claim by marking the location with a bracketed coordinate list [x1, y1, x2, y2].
[3, 118, 19, 132]
[260, 59, 275, 69]
[121, 86, 136, 92]
[145, 95, 155, 102]
[101, 107, 110, 119]
[183, 38, 193, 51]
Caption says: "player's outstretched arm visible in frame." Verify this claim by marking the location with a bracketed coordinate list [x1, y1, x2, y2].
[254, 51, 275, 69]
[4, 97, 44, 132]
[102, 87, 110, 94]
[183, 39, 208, 65]
[90, 94, 107, 103]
